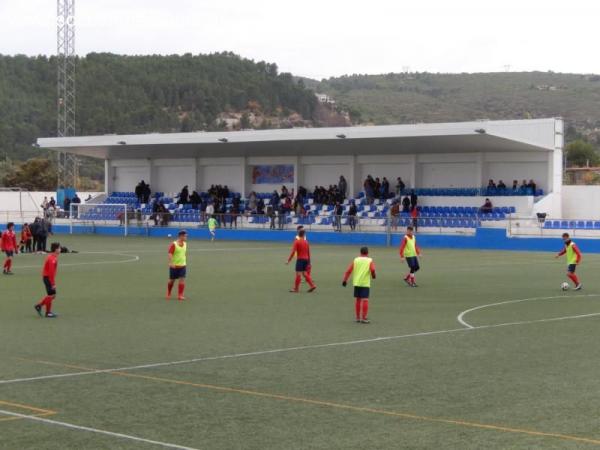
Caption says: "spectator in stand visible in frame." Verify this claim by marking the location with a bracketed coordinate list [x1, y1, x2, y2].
[190, 191, 201, 209]
[85, 194, 93, 202]
[135, 181, 145, 203]
[230, 202, 240, 228]
[257, 198, 265, 215]
[49, 197, 56, 210]
[277, 204, 286, 230]
[528, 179, 537, 193]
[487, 179, 496, 189]
[143, 183, 151, 203]
[334, 202, 343, 232]
[338, 176, 347, 199]
[374, 178, 382, 199]
[41, 197, 49, 214]
[411, 205, 419, 232]
[63, 196, 71, 218]
[205, 201, 215, 219]
[410, 190, 418, 209]
[364, 175, 375, 204]
[497, 180, 507, 189]
[281, 185, 289, 199]
[390, 201, 400, 230]
[271, 190, 280, 209]
[512, 180, 519, 191]
[248, 192, 257, 213]
[178, 186, 190, 204]
[30, 218, 40, 252]
[521, 179, 528, 190]
[348, 202, 358, 231]
[480, 198, 493, 214]
[402, 195, 411, 213]
[71, 194, 81, 219]
[382, 177, 390, 199]
[396, 177, 406, 196]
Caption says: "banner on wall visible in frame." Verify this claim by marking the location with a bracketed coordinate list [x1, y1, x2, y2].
[251, 165, 294, 184]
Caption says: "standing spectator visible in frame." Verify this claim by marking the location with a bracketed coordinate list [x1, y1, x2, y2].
[390, 201, 401, 230]
[497, 180, 507, 190]
[49, 197, 56, 209]
[512, 180, 519, 191]
[257, 198, 265, 215]
[281, 185, 289, 199]
[143, 184, 151, 203]
[520, 179, 528, 190]
[190, 191, 201, 209]
[36, 218, 50, 253]
[395, 177, 406, 196]
[402, 195, 411, 213]
[135, 181, 144, 203]
[271, 190, 280, 209]
[410, 206, 419, 232]
[338, 176, 347, 199]
[364, 176, 375, 204]
[267, 204, 276, 230]
[71, 194, 81, 219]
[277, 204, 286, 230]
[334, 202, 343, 232]
[41, 197, 49, 214]
[348, 202, 358, 231]
[382, 177, 390, 199]
[410, 190, 418, 210]
[374, 178, 382, 199]
[528, 179, 537, 194]
[30, 218, 40, 252]
[178, 186, 189, 204]
[248, 192, 257, 213]
[63, 196, 71, 218]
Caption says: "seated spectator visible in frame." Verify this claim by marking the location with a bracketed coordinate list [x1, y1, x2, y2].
[402, 195, 411, 213]
[512, 180, 519, 191]
[480, 198, 493, 214]
[521, 179, 528, 189]
[497, 180, 507, 189]
[528, 179, 537, 193]
[487, 179, 496, 189]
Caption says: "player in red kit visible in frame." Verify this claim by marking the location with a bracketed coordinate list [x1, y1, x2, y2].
[1, 222, 18, 275]
[286, 229, 316, 293]
[34, 242, 61, 318]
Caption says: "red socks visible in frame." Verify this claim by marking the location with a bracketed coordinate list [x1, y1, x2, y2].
[568, 273, 580, 285]
[361, 300, 369, 320]
[38, 296, 53, 314]
[355, 299, 361, 319]
[294, 274, 301, 291]
[178, 282, 185, 299]
[3, 259, 10, 271]
[167, 280, 175, 297]
[303, 273, 316, 289]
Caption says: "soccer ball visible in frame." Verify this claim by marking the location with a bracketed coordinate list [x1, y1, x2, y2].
[167, 234, 172, 238]
[561, 282, 569, 291]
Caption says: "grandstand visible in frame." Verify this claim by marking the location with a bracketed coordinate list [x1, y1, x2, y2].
[37, 118, 563, 235]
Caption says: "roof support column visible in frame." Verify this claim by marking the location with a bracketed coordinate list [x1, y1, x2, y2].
[104, 160, 112, 195]
[294, 155, 301, 197]
[240, 157, 247, 198]
[349, 154, 358, 198]
[476, 153, 484, 190]
[410, 155, 418, 190]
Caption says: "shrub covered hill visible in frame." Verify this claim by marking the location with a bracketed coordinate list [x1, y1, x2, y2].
[0, 52, 331, 164]
[312, 71, 600, 144]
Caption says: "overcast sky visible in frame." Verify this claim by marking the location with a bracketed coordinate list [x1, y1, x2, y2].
[0, 0, 598, 79]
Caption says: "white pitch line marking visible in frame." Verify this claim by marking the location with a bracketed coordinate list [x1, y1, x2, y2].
[457, 294, 600, 328]
[0, 409, 199, 450]
[13, 252, 140, 269]
[3, 310, 600, 386]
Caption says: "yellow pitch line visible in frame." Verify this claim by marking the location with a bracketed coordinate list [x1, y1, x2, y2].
[17, 357, 600, 446]
[0, 399, 57, 423]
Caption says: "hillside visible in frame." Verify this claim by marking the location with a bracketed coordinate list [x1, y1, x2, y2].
[0, 52, 323, 169]
[315, 72, 600, 142]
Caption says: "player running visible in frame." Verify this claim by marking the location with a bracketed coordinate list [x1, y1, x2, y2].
[342, 246, 376, 324]
[167, 230, 188, 301]
[286, 228, 316, 293]
[296, 225, 311, 276]
[207, 216, 218, 242]
[555, 232, 582, 290]
[34, 242, 61, 318]
[399, 225, 421, 287]
[1, 222, 18, 275]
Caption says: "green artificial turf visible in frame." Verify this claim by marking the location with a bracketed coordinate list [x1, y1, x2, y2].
[1, 234, 600, 449]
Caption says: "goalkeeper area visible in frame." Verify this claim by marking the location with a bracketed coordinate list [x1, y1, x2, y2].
[2, 234, 600, 449]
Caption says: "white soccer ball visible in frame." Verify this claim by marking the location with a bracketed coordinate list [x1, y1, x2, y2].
[167, 234, 172, 238]
[561, 282, 569, 291]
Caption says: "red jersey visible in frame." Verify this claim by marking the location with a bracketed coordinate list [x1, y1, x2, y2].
[42, 254, 59, 286]
[21, 227, 32, 242]
[288, 238, 311, 262]
[1, 230, 17, 252]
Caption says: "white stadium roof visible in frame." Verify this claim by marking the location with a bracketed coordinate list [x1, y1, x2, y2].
[37, 118, 561, 160]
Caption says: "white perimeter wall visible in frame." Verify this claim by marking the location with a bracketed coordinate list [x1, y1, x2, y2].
[562, 186, 600, 219]
[0, 191, 103, 213]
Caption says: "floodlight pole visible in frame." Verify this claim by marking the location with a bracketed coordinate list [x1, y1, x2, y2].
[57, 0, 78, 189]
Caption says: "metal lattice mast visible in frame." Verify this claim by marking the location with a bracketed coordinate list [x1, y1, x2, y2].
[57, 0, 78, 188]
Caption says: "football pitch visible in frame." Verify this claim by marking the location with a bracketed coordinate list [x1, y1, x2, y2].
[2, 234, 600, 449]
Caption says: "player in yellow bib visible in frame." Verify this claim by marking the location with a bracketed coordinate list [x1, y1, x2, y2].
[555, 232, 582, 290]
[167, 230, 188, 300]
[399, 225, 422, 287]
[342, 247, 376, 323]
[207, 216, 218, 242]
